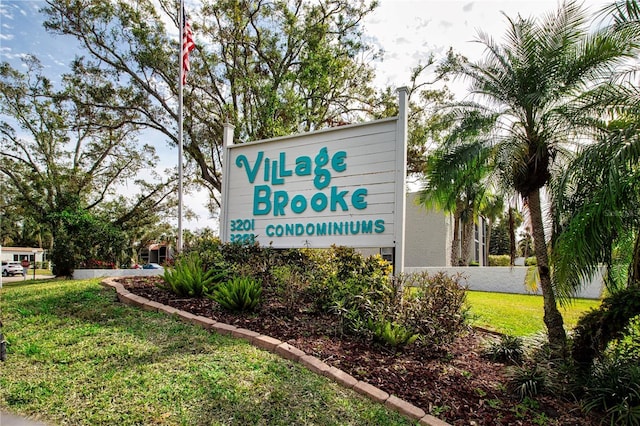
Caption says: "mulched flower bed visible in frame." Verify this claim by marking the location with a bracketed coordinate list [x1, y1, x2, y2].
[116, 276, 598, 425]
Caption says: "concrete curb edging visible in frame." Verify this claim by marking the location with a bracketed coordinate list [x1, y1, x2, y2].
[100, 278, 450, 426]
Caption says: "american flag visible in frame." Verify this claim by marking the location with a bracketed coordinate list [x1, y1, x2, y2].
[182, 8, 195, 85]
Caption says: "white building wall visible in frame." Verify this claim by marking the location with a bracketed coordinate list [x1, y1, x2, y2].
[404, 192, 451, 267]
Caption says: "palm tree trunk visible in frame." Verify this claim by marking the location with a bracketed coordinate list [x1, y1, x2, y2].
[485, 219, 493, 265]
[450, 200, 463, 266]
[460, 218, 474, 266]
[509, 207, 516, 266]
[528, 189, 567, 354]
[629, 229, 640, 287]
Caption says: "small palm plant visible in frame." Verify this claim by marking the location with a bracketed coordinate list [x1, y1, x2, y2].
[210, 276, 262, 312]
[159, 252, 225, 297]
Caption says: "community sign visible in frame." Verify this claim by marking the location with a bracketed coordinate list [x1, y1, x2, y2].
[220, 89, 408, 271]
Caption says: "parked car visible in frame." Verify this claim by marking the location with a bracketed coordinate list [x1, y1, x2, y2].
[142, 263, 163, 270]
[2, 261, 23, 277]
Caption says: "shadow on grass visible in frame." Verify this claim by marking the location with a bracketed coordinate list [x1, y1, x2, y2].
[1, 279, 413, 426]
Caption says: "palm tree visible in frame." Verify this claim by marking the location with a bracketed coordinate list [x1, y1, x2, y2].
[446, 0, 639, 352]
[417, 139, 492, 266]
[552, 118, 640, 292]
[479, 192, 505, 266]
[551, 0, 640, 294]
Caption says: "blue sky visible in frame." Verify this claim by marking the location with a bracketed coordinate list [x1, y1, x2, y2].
[0, 0, 610, 231]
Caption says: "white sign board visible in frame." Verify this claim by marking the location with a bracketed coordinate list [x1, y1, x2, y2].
[220, 89, 407, 271]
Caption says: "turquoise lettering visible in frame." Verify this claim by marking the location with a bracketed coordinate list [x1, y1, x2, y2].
[314, 147, 331, 189]
[266, 224, 275, 237]
[286, 223, 295, 235]
[332, 151, 347, 172]
[349, 221, 360, 234]
[295, 223, 304, 236]
[236, 152, 263, 183]
[311, 193, 328, 212]
[271, 160, 284, 184]
[253, 185, 271, 215]
[273, 191, 288, 216]
[306, 223, 315, 235]
[361, 220, 373, 233]
[264, 158, 270, 181]
[374, 219, 385, 233]
[352, 188, 368, 210]
[279, 152, 292, 177]
[316, 223, 327, 235]
[295, 156, 312, 176]
[291, 194, 307, 214]
[330, 186, 349, 211]
[333, 222, 343, 235]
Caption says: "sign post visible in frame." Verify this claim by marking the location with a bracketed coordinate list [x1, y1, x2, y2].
[32, 249, 37, 280]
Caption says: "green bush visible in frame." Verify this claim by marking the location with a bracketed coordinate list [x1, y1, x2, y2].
[488, 255, 511, 266]
[270, 264, 311, 317]
[582, 358, 640, 425]
[367, 318, 418, 348]
[307, 246, 392, 314]
[210, 276, 263, 312]
[572, 286, 640, 367]
[483, 335, 525, 365]
[607, 315, 640, 364]
[397, 272, 470, 349]
[524, 257, 537, 266]
[184, 235, 228, 272]
[507, 365, 547, 400]
[159, 252, 225, 297]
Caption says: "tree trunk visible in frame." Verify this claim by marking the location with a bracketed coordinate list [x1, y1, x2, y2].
[629, 228, 640, 287]
[450, 200, 463, 266]
[485, 219, 493, 265]
[509, 207, 516, 266]
[460, 217, 474, 266]
[528, 190, 567, 355]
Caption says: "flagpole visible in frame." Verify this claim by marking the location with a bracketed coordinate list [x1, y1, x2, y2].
[177, 0, 185, 253]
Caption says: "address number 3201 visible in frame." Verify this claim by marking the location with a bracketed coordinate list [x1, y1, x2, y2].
[230, 219, 255, 232]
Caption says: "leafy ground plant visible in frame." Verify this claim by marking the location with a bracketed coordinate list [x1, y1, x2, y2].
[159, 252, 225, 297]
[0, 279, 413, 426]
[210, 276, 262, 312]
[483, 335, 525, 364]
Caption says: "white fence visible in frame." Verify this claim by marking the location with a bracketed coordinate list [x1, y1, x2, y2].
[74, 266, 604, 300]
[404, 266, 604, 299]
[72, 269, 164, 279]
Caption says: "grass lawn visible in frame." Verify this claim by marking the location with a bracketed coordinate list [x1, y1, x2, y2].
[0, 279, 412, 426]
[467, 290, 601, 336]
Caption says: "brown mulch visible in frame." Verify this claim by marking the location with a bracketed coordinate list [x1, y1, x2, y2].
[115, 276, 598, 426]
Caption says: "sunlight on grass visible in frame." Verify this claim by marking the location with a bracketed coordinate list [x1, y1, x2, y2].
[467, 290, 601, 336]
[0, 279, 411, 426]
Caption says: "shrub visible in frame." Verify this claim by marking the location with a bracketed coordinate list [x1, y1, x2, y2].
[270, 264, 311, 317]
[572, 286, 640, 368]
[367, 318, 418, 348]
[524, 256, 537, 266]
[210, 276, 262, 312]
[397, 272, 470, 349]
[488, 255, 511, 266]
[483, 335, 525, 365]
[507, 364, 547, 400]
[606, 315, 640, 364]
[308, 246, 392, 315]
[582, 358, 640, 425]
[159, 252, 225, 297]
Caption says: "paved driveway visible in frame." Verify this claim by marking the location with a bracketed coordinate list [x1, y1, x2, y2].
[1, 274, 55, 284]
